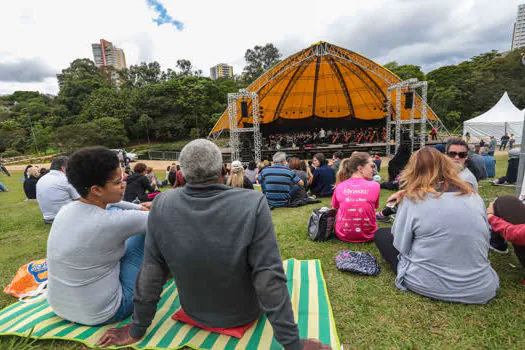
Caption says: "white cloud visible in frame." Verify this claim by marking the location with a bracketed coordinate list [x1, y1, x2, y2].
[0, 0, 522, 95]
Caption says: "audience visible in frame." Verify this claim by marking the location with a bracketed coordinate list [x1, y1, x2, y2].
[289, 157, 309, 200]
[226, 160, 254, 190]
[331, 151, 343, 175]
[173, 167, 186, 188]
[123, 163, 156, 203]
[331, 152, 380, 242]
[445, 138, 478, 190]
[310, 153, 335, 197]
[374, 147, 499, 304]
[97, 139, 330, 349]
[488, 196, 525, 269]
[258, 152, 304, 207]
[23, 166, 40, 200]
[492, 148, 520, 185]
[482, 149, 496, 178]
[488, 136, 497, 156]
[145, 167, 161, 190]
[36, 156, 80, 224]
[167, 165, 177, 186]
[47, 147, 150, 326]
[245, 161, 258, 184]
[468, 146, 488, 181]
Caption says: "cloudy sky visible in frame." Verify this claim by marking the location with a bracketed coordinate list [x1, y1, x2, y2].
[0, 0, 522, 95]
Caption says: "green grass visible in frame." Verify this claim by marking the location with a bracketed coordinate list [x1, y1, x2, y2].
[0, 155, 522, 349]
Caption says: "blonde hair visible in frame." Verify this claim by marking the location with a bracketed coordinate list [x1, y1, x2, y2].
[335, 152, 370, 187]
[227, 168, 245, 188]
[27, 166, 41, 178]
[400, 147, 472, 201]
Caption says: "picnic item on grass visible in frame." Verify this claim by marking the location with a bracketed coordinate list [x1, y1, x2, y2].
[3, 259, 48, 302]
[335, 250, 381, 276]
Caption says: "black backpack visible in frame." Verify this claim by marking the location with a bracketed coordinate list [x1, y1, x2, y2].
[308, 207, 336, 241]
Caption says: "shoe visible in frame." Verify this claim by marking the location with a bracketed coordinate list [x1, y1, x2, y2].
[489, 241, 509, 254]
[376, 212, 391, 223]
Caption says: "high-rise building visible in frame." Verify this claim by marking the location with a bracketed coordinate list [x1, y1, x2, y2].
[512, 4, 525, 50]
[91, 39, 127, 70]
[210, 63, 233, 80]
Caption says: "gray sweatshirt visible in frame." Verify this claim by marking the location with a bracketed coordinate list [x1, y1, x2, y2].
[392, 192, 499, 304]
[47, 201, 147, 325]
[129, 184, 301, 350]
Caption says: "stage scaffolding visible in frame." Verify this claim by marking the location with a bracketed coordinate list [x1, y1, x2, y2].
[385, 78, 449, 156]
[228, 89, 262, 164]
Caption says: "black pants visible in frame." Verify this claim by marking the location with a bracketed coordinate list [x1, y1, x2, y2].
[500, 141, 508, 150]
[374, 228, 399, 272]
[492, 196, 525, 267]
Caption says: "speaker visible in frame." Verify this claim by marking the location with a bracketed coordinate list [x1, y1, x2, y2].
[240, 101, 249, 118]
[404, 92, 413, 109]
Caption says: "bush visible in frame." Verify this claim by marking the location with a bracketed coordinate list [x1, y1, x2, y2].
[2, 149, 21, 158]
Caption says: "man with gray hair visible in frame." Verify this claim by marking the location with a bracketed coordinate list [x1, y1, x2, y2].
[258, 152, 304, 207]
[36, 156, 80, 224]
[98, 139, 329, 350]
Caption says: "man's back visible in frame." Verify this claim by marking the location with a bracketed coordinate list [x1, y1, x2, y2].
[258, 164, 299, 207]
[36, 170, 80, 221]
[145, 185, 294, 330]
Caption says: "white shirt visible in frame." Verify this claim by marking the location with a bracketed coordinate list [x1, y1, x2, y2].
[36, 170, 80, 221]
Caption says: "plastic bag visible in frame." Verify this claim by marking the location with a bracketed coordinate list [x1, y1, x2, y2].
[4, 259, 48, 302]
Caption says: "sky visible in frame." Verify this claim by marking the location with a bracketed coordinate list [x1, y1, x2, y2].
[0, 0, 523, 95]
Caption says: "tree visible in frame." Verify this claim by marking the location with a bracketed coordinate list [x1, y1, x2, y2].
[176, 59, 193, 76]
[139, 114, 153, 144]
[242, 43, 281, 84]
[384, 62, 425, 81]
[57, 59, 112, 116]
[120, 62, 164, 89]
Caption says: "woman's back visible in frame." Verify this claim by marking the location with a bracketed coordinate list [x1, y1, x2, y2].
[393, 192, 499, 304]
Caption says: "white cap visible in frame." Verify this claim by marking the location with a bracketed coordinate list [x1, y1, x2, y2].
[231, 160, 243, 170]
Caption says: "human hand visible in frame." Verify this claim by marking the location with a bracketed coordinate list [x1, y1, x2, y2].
[387, 190, 406, 204]
[141, 201, 153, 211]
[302, 338, 332, 350]
[96, 324, 141, 347]
[487, 202, 495, 217]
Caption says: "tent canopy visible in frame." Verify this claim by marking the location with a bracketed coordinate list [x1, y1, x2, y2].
[210, 41, 438, 135]
[463, 92, 524, 144]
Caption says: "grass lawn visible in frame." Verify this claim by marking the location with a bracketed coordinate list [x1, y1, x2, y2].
[0, 154, 522, 349]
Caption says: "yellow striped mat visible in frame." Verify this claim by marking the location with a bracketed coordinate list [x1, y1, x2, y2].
[0, 259, 340, 349]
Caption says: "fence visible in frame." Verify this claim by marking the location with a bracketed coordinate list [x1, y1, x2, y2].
[147, 151, 181, 161]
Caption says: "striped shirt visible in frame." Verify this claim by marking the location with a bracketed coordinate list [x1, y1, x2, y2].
[258, 164, 301, 207]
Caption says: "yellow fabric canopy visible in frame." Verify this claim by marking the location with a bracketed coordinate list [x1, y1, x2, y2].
[210, 41, 437, 135]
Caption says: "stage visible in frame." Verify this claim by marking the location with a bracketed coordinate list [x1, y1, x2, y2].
[221, 139, 445, 162]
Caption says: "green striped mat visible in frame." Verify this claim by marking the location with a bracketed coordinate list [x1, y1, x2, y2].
[0, 259, 339, 349]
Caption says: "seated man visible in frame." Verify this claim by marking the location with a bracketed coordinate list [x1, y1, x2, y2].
[97, 139, 329, 350]
[258, 151, 304, 207]
[445, 138, 478, 190]
[36, 156, 80, 223]
[492, 148, 520, 185]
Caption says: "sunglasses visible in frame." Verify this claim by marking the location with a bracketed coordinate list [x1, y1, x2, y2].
[447, 151, 468, 159]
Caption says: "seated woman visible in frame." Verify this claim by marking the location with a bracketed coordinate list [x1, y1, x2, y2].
[123, 163, 156, 202]
[488, 196, 525, 270]
[289, 157, 308, 200]
[331, 152, 380, 242]
[374, 147, 499, 304]
[23, 166, 40, 200]
[244, 161, 258, 184]
[310, 153, 335, 197]
[225, 160, 254, 190]
[47, 147, 150, 325]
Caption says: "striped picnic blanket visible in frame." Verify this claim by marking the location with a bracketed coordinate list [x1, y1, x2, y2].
[0, 259, 340, 349]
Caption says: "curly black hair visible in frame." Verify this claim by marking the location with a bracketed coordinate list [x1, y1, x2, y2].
[313, 153, 328, 166]
[67, 147, 120, 198]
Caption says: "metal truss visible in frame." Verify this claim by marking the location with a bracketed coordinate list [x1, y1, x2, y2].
[228, 90, 261, 164]
[386, 79, 428, 156]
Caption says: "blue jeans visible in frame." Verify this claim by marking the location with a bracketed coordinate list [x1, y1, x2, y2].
[101, 232, 145, 324]
[0, 182, 7, 191]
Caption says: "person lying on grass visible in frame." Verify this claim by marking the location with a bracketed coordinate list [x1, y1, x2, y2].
[374, 147, 499, 304]
[47, 147, 151, 326]
[96, 139, 330, 350]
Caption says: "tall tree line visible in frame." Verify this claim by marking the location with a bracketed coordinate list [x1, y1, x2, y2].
[0, 45, 524, 156]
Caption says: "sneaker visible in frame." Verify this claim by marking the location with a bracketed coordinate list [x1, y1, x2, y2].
[376, 212, 391, 223]
[489, 241, 509, 254]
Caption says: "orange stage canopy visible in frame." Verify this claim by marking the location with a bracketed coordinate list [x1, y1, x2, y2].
[210, 41, 437, 135]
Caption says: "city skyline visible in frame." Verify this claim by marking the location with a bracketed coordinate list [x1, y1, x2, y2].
[511, 4, 525, 49]
[92, 39, 127, 70]
[210, 63, 234, 80]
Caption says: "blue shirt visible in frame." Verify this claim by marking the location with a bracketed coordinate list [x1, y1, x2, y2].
[482, 154, 496, 178]
[258, 164, 301, 207]
[310, 165, 335, 196]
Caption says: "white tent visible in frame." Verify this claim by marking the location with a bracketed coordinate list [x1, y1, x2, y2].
[464, 92, 524, 145]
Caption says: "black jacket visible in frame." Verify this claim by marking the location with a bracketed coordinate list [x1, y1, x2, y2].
[23, 176, 39, 199]
[123, 173, 155, 202]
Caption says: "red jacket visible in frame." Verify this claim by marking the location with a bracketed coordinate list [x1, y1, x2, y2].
[489, 216, 525, 246]
[173, 170, 186, 188]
